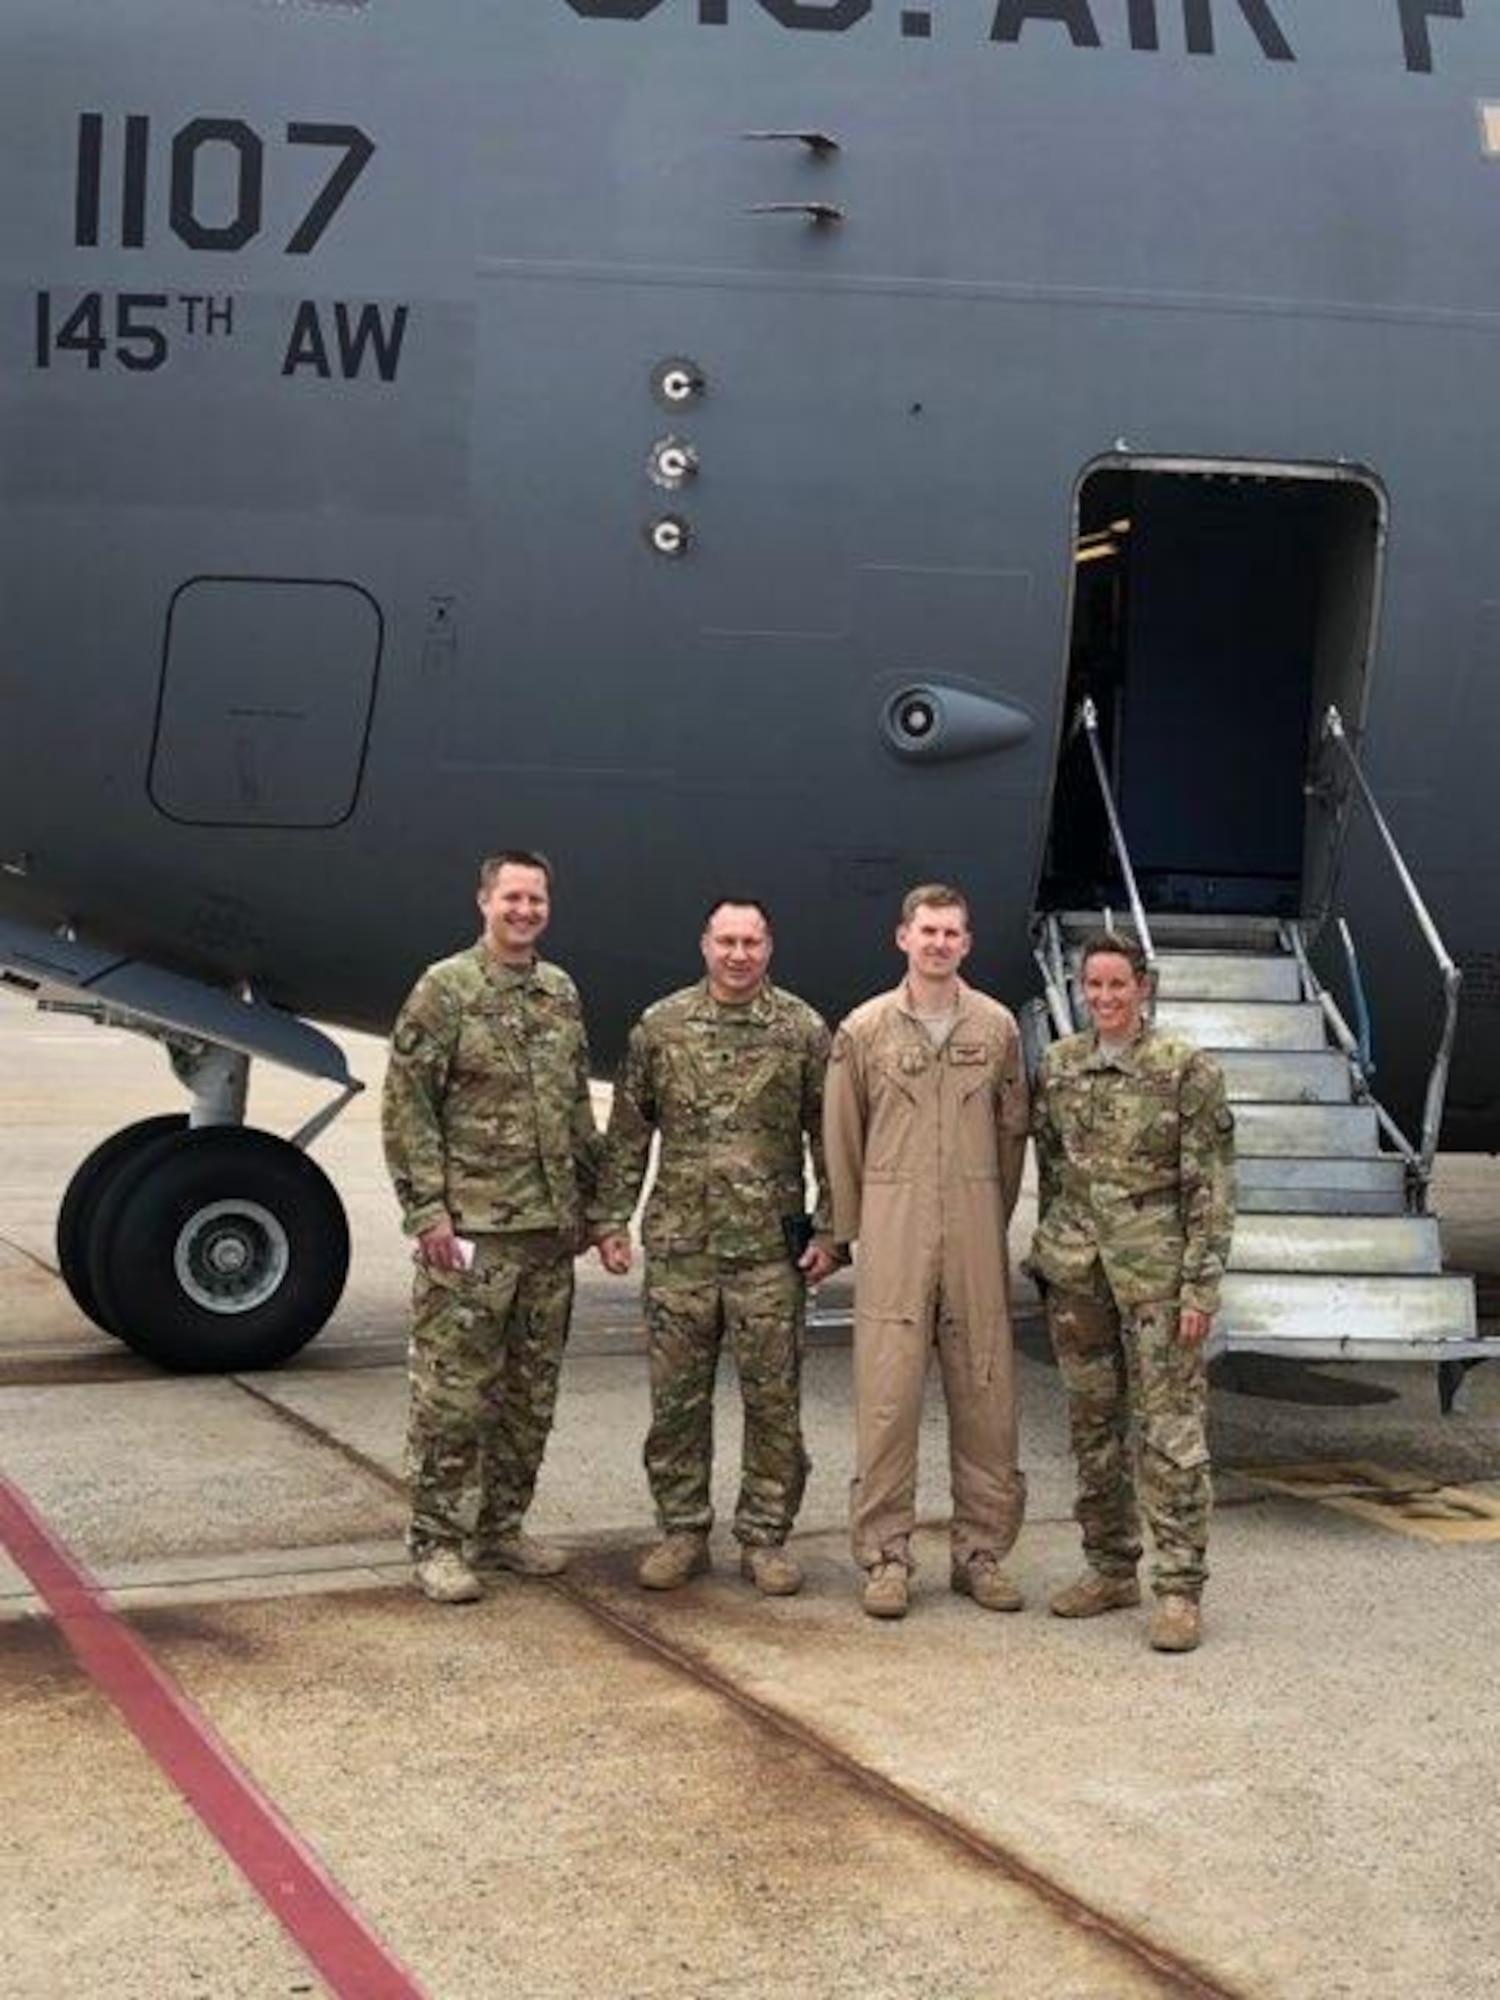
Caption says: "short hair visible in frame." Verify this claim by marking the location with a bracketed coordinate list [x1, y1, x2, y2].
[702, 897, 773, 933]
[1079, 930, 1149, 980]
[479, 850, 553, 891]
[900, 882, 970, 926]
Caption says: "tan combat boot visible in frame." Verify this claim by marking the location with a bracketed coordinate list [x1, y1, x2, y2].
[413, 1549, 484, 1604]
[1148, 1595, 1203, 1653]
[638, 1532, 711, 1591]
[477, 1532, 570, 1578]
[951, 1553, 1024, 1613]
[1049, 1571, 1142, 1619]
[861, 1561, 910, 1621]
[740, 1544, 804, 1597]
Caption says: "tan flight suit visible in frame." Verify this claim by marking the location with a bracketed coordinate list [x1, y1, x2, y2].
[823, 983, 1029, 1572]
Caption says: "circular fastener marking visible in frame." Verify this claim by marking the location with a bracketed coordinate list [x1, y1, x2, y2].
[647, 514, 692, 558]
[652, 356, 707, 408]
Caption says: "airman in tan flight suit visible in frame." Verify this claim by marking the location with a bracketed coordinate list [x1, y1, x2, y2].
[824, 885, 1029, 1620]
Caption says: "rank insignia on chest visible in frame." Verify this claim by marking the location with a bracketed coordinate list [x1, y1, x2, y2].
[899, 1047, 929, 1077]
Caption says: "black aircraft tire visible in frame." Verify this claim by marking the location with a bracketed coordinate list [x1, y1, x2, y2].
[84, 1127, 350, 1373]
[56, 1114, 191, 1335]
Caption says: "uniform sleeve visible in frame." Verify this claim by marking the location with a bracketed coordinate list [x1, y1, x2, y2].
[1178, 1051, 1237, 1316]
[381, 971, 459, 1238]
[800, 1014, 838, 1251]
[591, 1021, 657, 1235]
[996, 1017, 1031, 1223]
[1031, 1047, 1062, 1224]
[821, 1025, 867, 1249]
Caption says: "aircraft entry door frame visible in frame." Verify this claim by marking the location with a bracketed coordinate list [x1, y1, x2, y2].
[1040, 452, 1389, 927]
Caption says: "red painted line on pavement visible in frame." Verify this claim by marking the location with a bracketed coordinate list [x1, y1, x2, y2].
[0, 1476, 428, 2000]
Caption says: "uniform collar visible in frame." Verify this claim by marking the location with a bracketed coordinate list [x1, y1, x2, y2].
[474, 942, 538, 991]
[1081, 1023, 1152, 1073]
[895, 978, 972, 1024]
[690, 978, 775, 1024]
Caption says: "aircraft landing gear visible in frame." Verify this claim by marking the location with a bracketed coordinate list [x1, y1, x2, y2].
[55, 1046, 352, 1372]
[56, 1113, 189, 1333]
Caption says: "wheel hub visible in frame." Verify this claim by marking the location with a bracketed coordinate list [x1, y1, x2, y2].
[173, 1199, 290, 1315]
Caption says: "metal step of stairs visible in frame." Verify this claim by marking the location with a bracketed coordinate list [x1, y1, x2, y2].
[1055, 910, 1285, 951]
[1155, 952, 1302, 1003]
[1154, 997, 1327, 1050]
[1229, 1214, 1441, 1276]
[1235, 1154, 1408, 1214]
[1036, 907, 1489, 1366]
[1218, 1272, 1477, 1358]
[1067, 947, 1300, 1003]
[1234, 1103, 1378, 1155]
[1216, 1049, 1352, 1104]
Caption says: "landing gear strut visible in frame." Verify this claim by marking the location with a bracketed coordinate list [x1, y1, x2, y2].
[56, 1043, 352, 1372]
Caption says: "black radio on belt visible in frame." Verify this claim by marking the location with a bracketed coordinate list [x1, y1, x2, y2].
[781, 1212, 816, 1264]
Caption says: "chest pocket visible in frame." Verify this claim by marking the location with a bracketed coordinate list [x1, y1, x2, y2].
[1051, 1076, 1095, 1153]
[454, 1002, 526, 1084]
[528, 1000, 584, 1076]
[1103, 1075, 1180, 1162]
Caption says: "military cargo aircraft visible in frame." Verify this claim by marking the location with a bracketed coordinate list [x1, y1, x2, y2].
[3, 0, 1498, 1373]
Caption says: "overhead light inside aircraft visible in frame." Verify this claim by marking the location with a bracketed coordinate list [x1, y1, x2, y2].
[1480, 103, 1500, 156]
[1074, 543, 1119, 565]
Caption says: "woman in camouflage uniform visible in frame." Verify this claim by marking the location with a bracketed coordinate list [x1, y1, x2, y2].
[1030, 932, 1235, 1653]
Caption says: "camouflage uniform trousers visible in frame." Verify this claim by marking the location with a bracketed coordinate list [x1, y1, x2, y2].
[406, 1230, 574, 1561]
[1045, 1276, 1212, 1599]
[644, 1252, 810, 1546]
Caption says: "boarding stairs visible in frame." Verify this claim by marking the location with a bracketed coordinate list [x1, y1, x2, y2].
[1030, 700, 1492, 1390]
[1036, 909, 1481, 1370]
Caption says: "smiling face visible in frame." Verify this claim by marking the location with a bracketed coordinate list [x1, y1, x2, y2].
[896, 900, 971, 986]
[477, 862, 551, 966]
[701, 903, 772, 1003]
[1081, 949, 1151, 1041]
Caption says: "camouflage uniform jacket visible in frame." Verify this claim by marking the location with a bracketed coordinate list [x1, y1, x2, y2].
[1030, 1024, 1235, 1315]
[594, 981, 834, 1265]
[382, 945, 599, 1239]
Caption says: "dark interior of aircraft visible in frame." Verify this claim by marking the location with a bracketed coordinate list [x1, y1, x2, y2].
[1043, 465, 1381, 917]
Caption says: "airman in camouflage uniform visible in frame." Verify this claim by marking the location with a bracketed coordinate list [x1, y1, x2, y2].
[1031, 932, 1235, 1652]
[383, 851, 600, 1604]
[594, 900, 837, 1597]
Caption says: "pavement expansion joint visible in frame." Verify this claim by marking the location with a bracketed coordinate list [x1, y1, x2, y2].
[0, 1232, 61, 1280]
[229, 1372, 408, 1497]
[148, 1387, 1248, 1994]
[550, 1562, 1253, 2000]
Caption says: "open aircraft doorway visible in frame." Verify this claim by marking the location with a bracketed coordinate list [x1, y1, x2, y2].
[1042, 459, 1385, 920]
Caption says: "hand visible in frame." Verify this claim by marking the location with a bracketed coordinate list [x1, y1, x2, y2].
[1180, 1306, 1212, 1345]
[598, 1231, 633, 1277]
[799, 1243, 838, 1285]
[417, 1219, 468, 1271]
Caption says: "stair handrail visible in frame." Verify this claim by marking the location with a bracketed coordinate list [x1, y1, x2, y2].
[1031, 912, 1076, 1037]
[1282, 921, 1420, 1177]
[1319, 706, 1462, 1189]
[1069, 697, 1157, 972]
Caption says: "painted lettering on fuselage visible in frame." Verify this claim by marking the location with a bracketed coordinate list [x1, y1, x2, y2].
[31, 113, 409, 387]
[559, 0, 1471, 75]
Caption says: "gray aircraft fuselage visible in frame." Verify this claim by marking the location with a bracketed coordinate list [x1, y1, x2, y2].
[3, 0, 1499, 1142]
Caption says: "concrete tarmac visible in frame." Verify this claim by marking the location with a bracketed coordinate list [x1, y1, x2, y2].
[3, 999, 1500, 1999]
